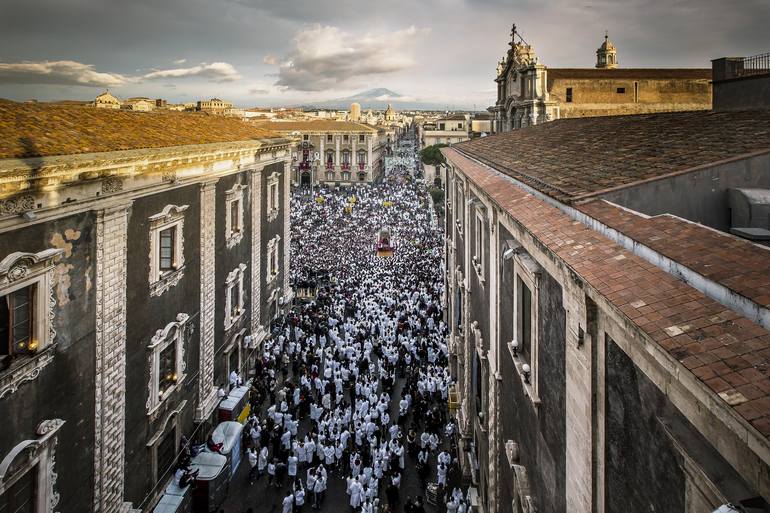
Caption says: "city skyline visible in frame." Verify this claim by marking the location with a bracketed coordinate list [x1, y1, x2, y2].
[0, 0, 768, 108]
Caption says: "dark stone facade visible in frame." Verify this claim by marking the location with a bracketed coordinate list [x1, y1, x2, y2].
[0, 211, 96, 512]
[0, 148, 290, 513]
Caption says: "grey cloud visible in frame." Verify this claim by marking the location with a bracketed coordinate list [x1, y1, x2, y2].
[143, 62, 242, 82]
[0, 60, 131, 87]
[273, 25, 429, 92]
[249, 88, 269, 95]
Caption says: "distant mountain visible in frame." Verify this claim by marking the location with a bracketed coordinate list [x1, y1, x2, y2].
[303, 88, 447, 111]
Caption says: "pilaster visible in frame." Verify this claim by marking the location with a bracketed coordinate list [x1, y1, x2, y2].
[487, 370, 501, 513]
[367, 136, 373, 168]
[487, 208, 501, 513]
[195, 180, 219, 422]
[250, 168, 263, 334]
[93, 201, 132, 513]
[336, 136, 341, 172]
[563, 283, 593, 513]
[282, 161, 291, 299]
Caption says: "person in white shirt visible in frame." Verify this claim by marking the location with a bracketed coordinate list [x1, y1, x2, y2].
[258, 445, 269, 477]
[247, 447, 258, 483]
[229, 369, 241, 390]
[282, 491, 295, 513]
[294, 481, 306, 513]
[437, 461, 448, 487]
[288, 453, 299, 480]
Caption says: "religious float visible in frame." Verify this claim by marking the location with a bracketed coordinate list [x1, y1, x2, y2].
[375, 227, 394, 258]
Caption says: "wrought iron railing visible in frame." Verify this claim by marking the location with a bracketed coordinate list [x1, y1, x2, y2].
[735, 52, 770, 77]
[729, 52, 770, 79]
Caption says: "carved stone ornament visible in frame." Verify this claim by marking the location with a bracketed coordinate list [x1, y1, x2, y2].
[0, 249, 63, 286]
[8, 264, 29, 281]
[0, 418, 65, 513]
[0, 249, 64, 399]
[36, 418, 66, 436]
[147, 313, 190, 415]
[505, 440, 520, 465]
[101, 177, 124, 194]
[0, 194, 35, 216]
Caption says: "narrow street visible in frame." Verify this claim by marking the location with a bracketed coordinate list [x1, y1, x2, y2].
[221, 146, 461, 513]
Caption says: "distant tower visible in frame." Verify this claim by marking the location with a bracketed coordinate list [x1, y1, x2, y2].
[385, 104, 395, 122]
[350, 102, 361, 122]
[596, 31, 618, 69]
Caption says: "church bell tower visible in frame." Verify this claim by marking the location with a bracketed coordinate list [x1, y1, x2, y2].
[596, 31, 618, 69]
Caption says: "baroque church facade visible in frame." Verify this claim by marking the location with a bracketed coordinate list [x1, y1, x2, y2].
[490, 26, 713, 132]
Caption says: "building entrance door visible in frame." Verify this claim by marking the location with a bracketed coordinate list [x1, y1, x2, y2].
[301, 172, 311, 186]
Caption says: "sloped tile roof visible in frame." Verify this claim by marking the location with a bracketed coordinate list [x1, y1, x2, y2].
[455, 110, 770, 203]
[0, 102, 278, 159]
[444, 147, 770, 439]
[577, 200, 770, 309]
[253, 120, 376, 133]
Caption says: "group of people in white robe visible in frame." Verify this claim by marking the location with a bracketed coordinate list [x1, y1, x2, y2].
[240, 163, 470, 513]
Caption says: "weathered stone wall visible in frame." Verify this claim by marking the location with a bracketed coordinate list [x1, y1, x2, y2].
[214, 171, 250, 387]
[605, 337, 686, 513]
[551, 78, 712, 118]
[123, 183, 202, 505]
[0, 211, 97, 513]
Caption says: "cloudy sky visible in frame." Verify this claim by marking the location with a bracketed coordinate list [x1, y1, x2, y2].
[0, 0, 767, 109]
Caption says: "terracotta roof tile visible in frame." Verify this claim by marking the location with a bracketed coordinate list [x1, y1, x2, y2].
[253, 120, 376, 133]
[454, 110, 770, 203]
[577, 200, 770, 309]
[0, 102, 278, 159]
[443, 147, 770, 440]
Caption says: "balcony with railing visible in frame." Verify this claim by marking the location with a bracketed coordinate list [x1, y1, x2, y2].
[712, 51, 770, 111]
[713, 52, 770, 81]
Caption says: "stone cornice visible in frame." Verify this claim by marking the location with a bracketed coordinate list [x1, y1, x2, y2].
[0, 140, 290, 233]
[0, 138, 293, 198]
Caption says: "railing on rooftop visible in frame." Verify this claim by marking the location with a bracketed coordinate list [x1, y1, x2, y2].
[713, 52, 770, 81]
[736, 52, 770, 78]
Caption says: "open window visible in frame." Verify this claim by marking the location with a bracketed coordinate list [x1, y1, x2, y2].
[149, 205, 188, 297]
[505, 247, 541, 405]
[473, 204, 486, 282]
[266, 172, 281, 222]
[0, 249, 64, 398]
[225, 264, 247, 331]
[225, 181, 246, 249]
[147, 402, 185, 488]
[266, 236, 280, 283]
[0, 418, 65, 512]
[147, 314, 189, 416]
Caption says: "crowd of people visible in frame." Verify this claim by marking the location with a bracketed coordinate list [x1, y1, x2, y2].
[225, 138, 470, 513]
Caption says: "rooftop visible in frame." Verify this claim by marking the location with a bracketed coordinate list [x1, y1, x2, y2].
[444, 147, 770, 440]
[547, 68, 712, 80]
[0, 102, 277, 159]
[253, 120, 376, 133]
[454, 110, 770, 203]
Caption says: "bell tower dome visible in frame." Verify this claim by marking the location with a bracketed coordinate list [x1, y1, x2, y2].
[596, 31, 618, 69]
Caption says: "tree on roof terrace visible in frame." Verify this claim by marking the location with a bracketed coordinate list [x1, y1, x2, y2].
[420, 144, 448, 167]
